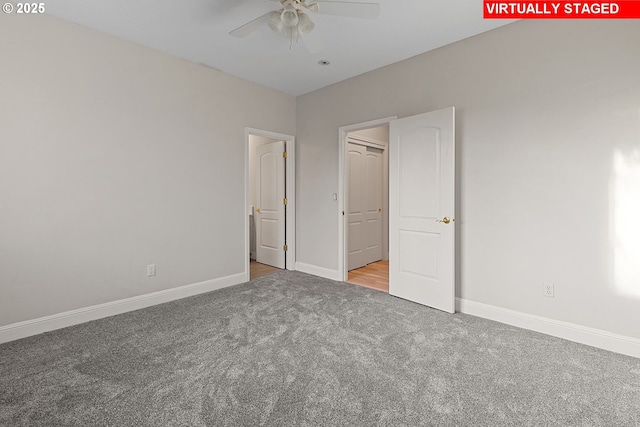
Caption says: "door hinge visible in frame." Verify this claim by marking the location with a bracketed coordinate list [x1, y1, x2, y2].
[283, 198, 288, 205]
[283, 244, 288, 251]
[283, 151, 288, 158]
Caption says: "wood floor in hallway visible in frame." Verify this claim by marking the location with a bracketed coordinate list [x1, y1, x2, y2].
[250, 260, 280, 280]
[347, 260, 389, 293]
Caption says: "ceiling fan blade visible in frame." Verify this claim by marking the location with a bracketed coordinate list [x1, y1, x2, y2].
[229, 12, 272, 38]
[314, 1, 380, 19]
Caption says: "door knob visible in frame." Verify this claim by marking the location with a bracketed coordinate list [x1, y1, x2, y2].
[436, 217, 453, 224]
[256, 208, 261, 213]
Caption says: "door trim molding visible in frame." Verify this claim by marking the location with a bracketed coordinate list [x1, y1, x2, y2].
[245, 128, 296, 280]
[338, 117, 396, 282]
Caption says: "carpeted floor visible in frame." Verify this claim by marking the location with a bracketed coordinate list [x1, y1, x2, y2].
[1, 271, 639, 426]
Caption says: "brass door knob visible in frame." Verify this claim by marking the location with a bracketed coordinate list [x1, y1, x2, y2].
[436, 217, 453, 224]
[256, 208, 261, 213]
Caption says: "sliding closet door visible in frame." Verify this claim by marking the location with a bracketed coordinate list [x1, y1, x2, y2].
[347, 141, 383, 271]
[364, 146, 383, 264]
[347, 143, 366, 270]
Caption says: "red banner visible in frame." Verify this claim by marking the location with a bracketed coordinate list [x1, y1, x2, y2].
[484, 1, 640, 18]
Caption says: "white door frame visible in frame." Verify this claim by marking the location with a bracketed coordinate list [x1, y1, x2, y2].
[338, 116, 396, 281]
[245, 127, 296, 282]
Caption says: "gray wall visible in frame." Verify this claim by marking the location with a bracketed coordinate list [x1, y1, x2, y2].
[296, 20, 640, 339]
[0, 14, 295, 326]
[2, 14, 639, 343]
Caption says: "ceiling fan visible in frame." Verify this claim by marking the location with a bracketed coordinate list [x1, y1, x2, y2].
[229, 0, 380, 48]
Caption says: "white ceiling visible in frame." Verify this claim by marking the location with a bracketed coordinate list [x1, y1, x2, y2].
[45, 0, 515, 96]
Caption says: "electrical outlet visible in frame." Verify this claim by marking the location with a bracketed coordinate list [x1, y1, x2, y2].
[544, 282, 554, 298]
[146, 264, 156, 277]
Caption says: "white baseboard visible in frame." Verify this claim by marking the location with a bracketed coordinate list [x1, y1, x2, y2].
[0, 273, 247, 344]
[456, 298, 640, 359]
[295, 262, 342, 281]
[5, 274, 636, 360]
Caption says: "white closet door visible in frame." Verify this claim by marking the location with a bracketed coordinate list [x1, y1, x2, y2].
[364, 146, 383, 264]
[347, 143, 366, 271]
[347, 141, 383, 271]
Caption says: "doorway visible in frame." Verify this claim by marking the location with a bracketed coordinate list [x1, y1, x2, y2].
[245, 128, 296, 281]
[340, 119, 394, 292]
[338, 108, 456, 312]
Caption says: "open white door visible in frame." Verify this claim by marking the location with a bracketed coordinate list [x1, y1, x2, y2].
[389, 107, 455, 313]
[255, 141, 286, 269]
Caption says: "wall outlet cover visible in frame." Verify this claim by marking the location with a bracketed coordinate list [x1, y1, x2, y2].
[544, 282, 554, 298]
[147, 264, 156, 277]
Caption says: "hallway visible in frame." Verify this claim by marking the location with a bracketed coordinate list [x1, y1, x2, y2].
[346, 260, 389, 293]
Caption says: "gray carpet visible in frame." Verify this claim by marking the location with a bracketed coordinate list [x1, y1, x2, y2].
[1, 271, 639, 427]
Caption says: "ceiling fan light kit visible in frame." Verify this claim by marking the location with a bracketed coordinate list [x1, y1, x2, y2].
[281, 4, 300, 28]
[273, 1, 318, 48]
[267, 11, 284, 32]
[297, 12, 315, 34]
[229, 0, 380, 50]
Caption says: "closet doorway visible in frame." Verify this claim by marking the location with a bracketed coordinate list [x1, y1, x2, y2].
[343, 124, 390, 292]
[339, 109, 456, 312]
